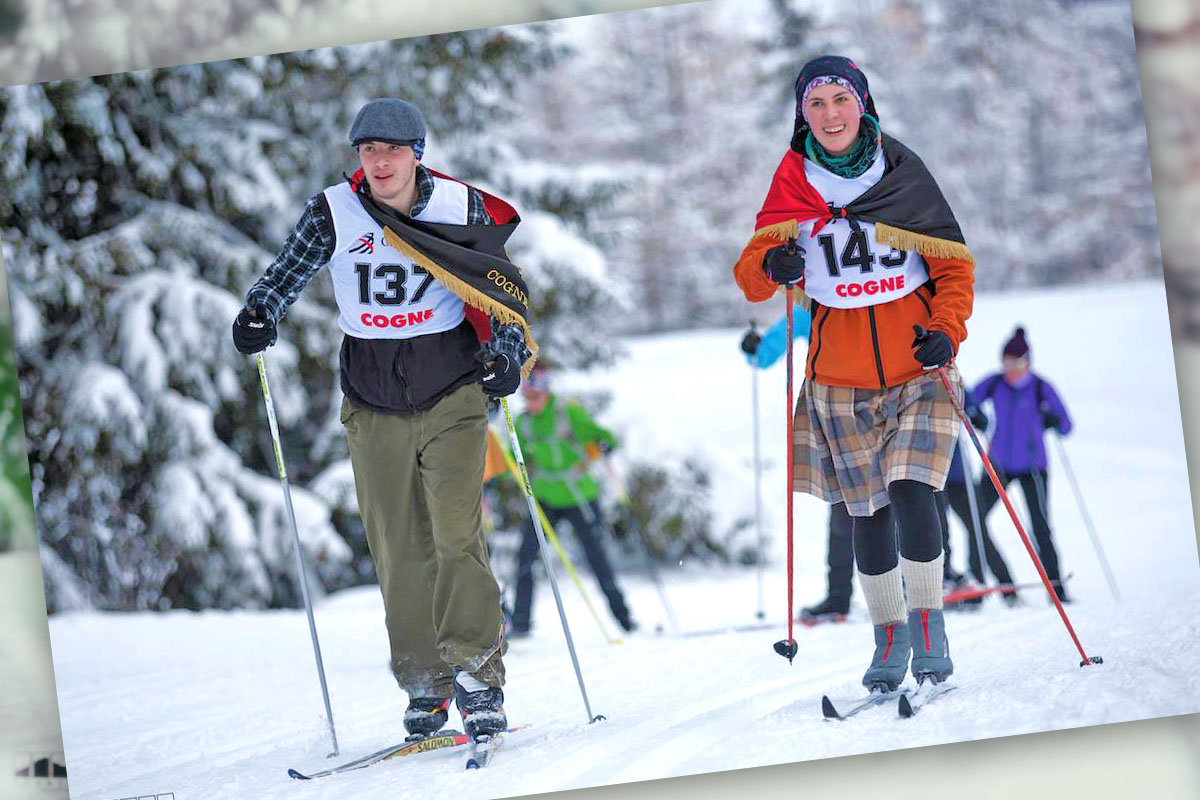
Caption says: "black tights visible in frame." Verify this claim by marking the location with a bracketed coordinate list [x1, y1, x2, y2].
[854, 480, 943, 575]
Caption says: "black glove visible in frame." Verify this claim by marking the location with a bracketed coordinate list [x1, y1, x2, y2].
[480, 321, 529, 398]
[740, 328, 761, 356]
[762, 239, 805, 286]
[968, 408, 989, 432]
[480, 352, 520, 398]
[232, 306, 276, 354]
[1041, 409, 1063, 432]
[911, 326, 953, 369]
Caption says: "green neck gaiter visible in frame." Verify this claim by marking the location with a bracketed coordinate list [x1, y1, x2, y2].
[805, 114, 881, 179]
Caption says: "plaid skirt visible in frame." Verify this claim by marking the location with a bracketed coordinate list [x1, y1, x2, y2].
[792, 368, 962, 517]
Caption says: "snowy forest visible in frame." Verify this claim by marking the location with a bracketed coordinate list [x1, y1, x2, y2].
[0, 0, 1158, 611]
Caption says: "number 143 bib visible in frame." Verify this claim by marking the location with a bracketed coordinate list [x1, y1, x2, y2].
[798, 148, 929, 309]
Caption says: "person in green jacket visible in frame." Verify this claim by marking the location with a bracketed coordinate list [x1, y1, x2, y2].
[511, 364, 635, 636]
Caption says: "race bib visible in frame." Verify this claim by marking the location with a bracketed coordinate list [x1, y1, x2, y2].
[798, 147, 929, 309]
[799, 218, 929, 309]
[323, 179, 467, 339]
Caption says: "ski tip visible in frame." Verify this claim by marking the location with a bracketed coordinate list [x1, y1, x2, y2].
[287, 768, 311, 780]
[898, 694, 915, 718]
[821, 695, 841, 720]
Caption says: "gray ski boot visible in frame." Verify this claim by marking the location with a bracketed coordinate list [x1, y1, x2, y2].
[862, 620, 911, 692]
[908, 608, 953, 685]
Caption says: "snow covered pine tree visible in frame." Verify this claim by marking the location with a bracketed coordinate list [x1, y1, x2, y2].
[233, 98, 536, 759]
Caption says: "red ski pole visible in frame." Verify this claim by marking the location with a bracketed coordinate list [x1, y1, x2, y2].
[918, 327, 1102, 668]
[774, 277, 799, 664]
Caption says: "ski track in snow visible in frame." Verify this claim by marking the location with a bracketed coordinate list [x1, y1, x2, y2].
[46, 281, 1200, 799]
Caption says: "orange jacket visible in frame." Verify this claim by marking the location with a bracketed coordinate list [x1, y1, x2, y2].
[734, 235, 974, 390]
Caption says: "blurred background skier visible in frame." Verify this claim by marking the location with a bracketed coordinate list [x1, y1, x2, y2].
[940, 444, 1021, 607]
[510, 363, 636, 637]
[741, 313, 854, 626]
[967, 326, 1073, 602]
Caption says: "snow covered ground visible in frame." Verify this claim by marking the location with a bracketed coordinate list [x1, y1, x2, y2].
[46, 279, 1200, 799]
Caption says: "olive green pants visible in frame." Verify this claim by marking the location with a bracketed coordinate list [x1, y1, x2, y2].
[342, 383, 506, 698]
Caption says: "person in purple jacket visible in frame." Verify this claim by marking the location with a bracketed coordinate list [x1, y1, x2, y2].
[967, 326, 1072, 602]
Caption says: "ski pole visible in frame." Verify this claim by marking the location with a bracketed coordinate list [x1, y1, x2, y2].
[500, 398, 604, 724]
[497, 436, 620, 645]
[918, 331, 1102, 668]
[957, 434, 990, 587]
[774, 279, 798, 664]
[1051, 433, 1121, 602]
[599, 458, 680, 632]
[750, 321, 766, 621]
[255, 353, 339, 756]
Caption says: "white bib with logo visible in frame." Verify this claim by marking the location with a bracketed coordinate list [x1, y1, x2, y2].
[323, 177, 468, 339]
[797, 147, 930, 309]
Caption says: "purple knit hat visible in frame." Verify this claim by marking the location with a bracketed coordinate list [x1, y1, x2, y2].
[1002, 327, 1029, 359]
[793, 56, 878, 132]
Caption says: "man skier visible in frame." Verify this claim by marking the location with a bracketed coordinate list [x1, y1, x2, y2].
[232, 98, 535, 742]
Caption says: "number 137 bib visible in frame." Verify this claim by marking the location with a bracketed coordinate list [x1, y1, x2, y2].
[323, 179, 467, 339]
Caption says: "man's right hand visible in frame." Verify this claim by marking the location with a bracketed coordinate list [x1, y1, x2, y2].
[762, 239, 805, 286]
[968, 407, 988, 433]
[232, 306, 277, 354]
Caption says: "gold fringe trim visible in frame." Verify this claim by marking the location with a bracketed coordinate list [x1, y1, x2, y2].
[754, 218, 975, 266]
[874, 222, 975, 265]
[753, 219, 800, 241]
[383, 227, 540, 377]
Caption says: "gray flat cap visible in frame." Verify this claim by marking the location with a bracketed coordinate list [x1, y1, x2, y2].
[349, 99, 427, 147]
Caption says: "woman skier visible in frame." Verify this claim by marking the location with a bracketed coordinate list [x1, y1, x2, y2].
[734, 56, 975, 691]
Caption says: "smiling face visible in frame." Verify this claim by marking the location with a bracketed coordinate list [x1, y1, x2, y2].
[803, 83, 863, 157]
[357, 141, 419, 212]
